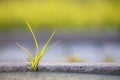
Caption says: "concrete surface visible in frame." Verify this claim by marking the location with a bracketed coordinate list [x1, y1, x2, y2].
[0, 62, 120, 75]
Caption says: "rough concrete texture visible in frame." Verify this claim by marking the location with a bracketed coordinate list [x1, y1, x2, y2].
[0, 62, 120, 75]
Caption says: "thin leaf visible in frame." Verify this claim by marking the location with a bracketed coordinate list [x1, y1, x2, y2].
[46, 40, 60, 52]
[26, 21, 39, 54]
[16, 42, 34, 61]
[39, 29, 57, 55]
[37, 41, 60, 63]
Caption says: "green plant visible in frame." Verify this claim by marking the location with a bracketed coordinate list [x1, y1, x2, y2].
[16, 21, 60, 71]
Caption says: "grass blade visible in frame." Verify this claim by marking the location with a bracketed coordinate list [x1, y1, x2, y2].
[38, 29, 57, 61]
[26, 21, 39, 54]
[46, 40, 60, 52]
[37, 41, 60, 63]
[39, 29, 57, 55]
[16, 42, 34, 61]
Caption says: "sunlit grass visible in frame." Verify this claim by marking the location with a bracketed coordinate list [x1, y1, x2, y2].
[16, 21, 60, 71]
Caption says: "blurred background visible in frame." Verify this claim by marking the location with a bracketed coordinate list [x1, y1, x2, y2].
[0, 0, 120, 63]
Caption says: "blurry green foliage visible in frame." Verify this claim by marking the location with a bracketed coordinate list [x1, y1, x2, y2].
[103, 49, 116, 63]
[103, 53, 115, 63]
[0, 0, 120, 32]
[66, 55, 86, 62]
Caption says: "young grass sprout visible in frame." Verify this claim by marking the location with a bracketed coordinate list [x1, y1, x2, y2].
[16, 21, 60, 71]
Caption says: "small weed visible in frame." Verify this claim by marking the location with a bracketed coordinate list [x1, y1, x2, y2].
[16, 21, 60, 71]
